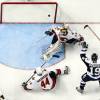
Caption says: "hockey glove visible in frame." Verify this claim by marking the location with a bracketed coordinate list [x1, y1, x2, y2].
[79, 36, 84, 42]
[81, 41, 88, 49]
[22, 82, 32, 90]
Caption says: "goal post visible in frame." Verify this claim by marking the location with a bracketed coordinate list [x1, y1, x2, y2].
[1, 2, 58, 23]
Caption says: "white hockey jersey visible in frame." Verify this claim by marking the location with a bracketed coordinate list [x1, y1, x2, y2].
[80, 49, 100, 79]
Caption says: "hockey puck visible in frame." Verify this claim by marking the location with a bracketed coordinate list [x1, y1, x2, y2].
[48, 14, 51, 17]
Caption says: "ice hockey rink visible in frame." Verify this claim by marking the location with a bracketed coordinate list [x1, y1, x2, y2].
[0, 0, 100, 100]
[0, 23, 65, 69]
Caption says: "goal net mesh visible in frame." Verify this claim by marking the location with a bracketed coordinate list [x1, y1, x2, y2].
[1, 2, 58, 23]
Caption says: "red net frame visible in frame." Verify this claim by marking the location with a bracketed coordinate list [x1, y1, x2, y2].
[0, 2, 58, 24]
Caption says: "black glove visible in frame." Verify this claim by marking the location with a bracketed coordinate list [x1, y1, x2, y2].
[45, 31, 53, 36]
[81, 41, 88, 49]
[22, 82, 28, 90]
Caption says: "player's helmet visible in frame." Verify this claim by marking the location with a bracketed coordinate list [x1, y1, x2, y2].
[36, 67, 43, 76]
[91, 53, 98, 63]
[49, 71, 56, 79]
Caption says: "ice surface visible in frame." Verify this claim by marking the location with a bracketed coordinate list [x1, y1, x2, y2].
[0, 24, 100, 100]
[0, 24, 64, 69]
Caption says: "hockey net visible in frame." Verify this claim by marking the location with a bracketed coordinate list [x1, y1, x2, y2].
[1, 2, 58, 23]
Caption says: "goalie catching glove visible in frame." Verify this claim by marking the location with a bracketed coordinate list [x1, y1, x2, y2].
[45, 31, 54, 36]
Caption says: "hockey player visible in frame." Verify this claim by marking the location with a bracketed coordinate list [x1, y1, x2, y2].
[22, 66, 70, 91]
[45, 24, 84, 44]
[76, 41, 100, 93]
[42, 24, 84, 61]
[0, 91, 6, 100]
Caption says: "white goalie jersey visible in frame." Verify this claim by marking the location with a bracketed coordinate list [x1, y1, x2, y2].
[42, 24, 84, 61]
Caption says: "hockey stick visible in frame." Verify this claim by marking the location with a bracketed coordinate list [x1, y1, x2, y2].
[22, 62, 46, 87]
[84, 25, 100, 41]
[34, 35, 47, 43]
[26, 35, 48, 52]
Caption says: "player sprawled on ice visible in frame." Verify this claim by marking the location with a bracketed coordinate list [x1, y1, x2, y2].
[76, 41, 100, 93]
[42, 24, 84, 61]
[0, 91, 6, 100]
[22, 65, 70, 91]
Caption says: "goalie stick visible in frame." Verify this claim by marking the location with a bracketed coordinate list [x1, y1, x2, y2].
[34, 35, 48, 44]
[26, 35, 47, 52]
[84, 25, 100, 41]
[22, 62, 46, 87]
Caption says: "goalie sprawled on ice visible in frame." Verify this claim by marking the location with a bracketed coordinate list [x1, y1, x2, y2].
[42, 24, 84, 61]
[22, 65, 70, 91]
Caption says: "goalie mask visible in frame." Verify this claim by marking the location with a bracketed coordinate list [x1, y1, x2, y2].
[36, 67, 43, 76]
[60, 24, 69, 35]
[91, 53, 98, 63]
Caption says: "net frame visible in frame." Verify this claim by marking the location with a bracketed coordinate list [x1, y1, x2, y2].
[0, 2, 58, 23]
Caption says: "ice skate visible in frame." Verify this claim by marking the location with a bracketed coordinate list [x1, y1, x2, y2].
[76, 87, 84, 93]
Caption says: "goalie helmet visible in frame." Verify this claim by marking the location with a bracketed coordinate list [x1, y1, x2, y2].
[91, 53, 98, 63]
[60, 24, 69, 35]
[36, 67, 43, 76]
